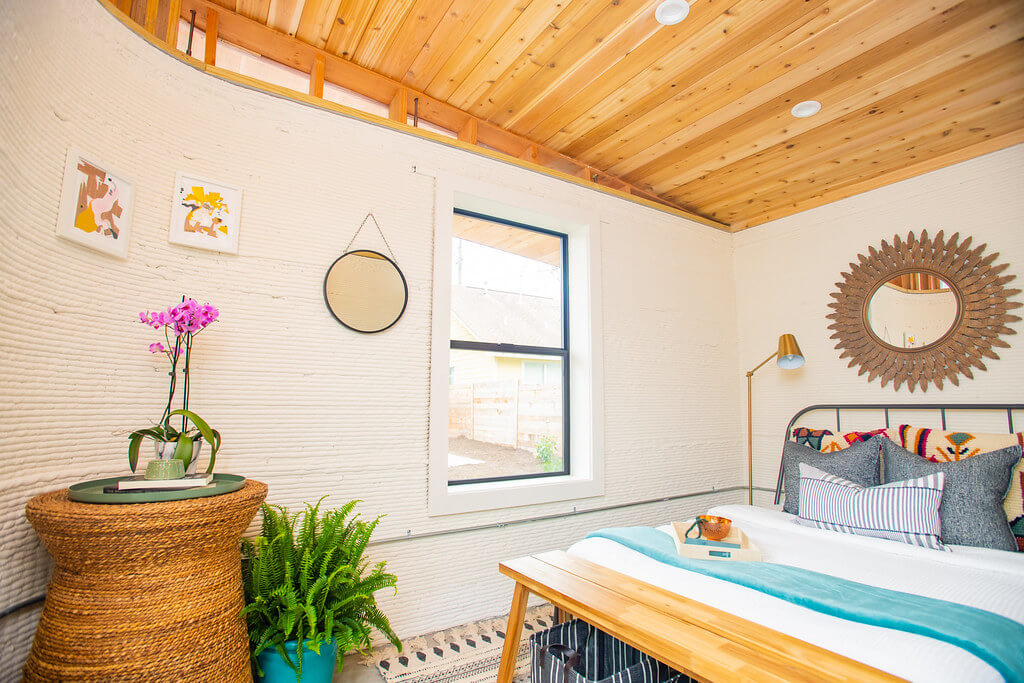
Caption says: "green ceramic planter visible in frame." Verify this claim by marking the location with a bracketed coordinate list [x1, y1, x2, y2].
[256, 639, 338, 683]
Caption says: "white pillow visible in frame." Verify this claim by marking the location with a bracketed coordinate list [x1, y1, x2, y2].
[796, 463, 947, 550]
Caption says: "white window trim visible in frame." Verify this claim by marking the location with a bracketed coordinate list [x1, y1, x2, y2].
[427, 172, 605, 516]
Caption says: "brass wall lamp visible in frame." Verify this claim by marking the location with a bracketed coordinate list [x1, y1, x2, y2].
[746, 334, 804, 505]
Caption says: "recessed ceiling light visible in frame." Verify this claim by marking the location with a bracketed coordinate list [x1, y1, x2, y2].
[655, 0, 690, 25]
[791, 100, 822, 118]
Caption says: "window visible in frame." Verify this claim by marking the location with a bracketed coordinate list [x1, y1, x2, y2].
[428, 175, 604, 516]
[447, 210, 569, 485]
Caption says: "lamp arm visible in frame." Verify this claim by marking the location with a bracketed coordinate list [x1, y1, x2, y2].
[745, 349, 779, 505]
[746, 351, 779, 377]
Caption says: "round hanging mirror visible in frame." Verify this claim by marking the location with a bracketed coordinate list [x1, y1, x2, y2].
[827, 230, 1021, 392]
[324, 249, 408, 333]
[865, 271, 959, 350]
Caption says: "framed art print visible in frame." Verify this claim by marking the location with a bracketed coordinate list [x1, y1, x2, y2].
[56, 147, 135, 259]
[169, 173, 242, 254]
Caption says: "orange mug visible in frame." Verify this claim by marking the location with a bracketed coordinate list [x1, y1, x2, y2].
[685, 515, 732, 542]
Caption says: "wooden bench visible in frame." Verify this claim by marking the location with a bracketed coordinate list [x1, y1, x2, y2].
[496, 551, 902, 682]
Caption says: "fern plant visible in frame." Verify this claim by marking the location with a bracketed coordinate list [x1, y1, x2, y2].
[240, 498, 400, 679]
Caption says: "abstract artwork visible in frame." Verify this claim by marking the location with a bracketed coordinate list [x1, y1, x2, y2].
[169, 173, 242, 254]
[56, 148, 135, 258]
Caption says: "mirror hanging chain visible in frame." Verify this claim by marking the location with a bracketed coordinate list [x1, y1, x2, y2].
[345, 212, 398, 263]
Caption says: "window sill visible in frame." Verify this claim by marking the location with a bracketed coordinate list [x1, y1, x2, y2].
[428, 472, 604, 516]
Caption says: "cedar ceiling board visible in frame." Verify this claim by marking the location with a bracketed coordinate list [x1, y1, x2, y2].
[489, 9, 662, 131]
[296, 0, 344, 47]
[714, 92, 1024, 225]
[351, 0, 417, 67]
[556, 0, 830, 159]
[672, 42, 1024, 208]
[324, 0, 379, 58]
[627, 0, 1011, 188]
[630, 0, 1019, 194]
[598, 0, 958, 178]
[646, 5, 1024, 199]
[454, 214, 562, 265]
[267, 0, 303, 34]
[472, 0, 657, 123]
[732, 129, 1024, 230]
[461, 0, 616, 119]
[400, 0, 494, 88]
[424, 1, 534, 102]
[235, 0, 269, 23]
[518, 0, 763, 144]
[580, 0, 864, 171]
[444, 0, 569, 110]
[716, 91, 1024, 219]
[373, 0, 458, 80]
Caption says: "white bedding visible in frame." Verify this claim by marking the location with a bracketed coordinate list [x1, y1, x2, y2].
[567, 504, 1024, 682]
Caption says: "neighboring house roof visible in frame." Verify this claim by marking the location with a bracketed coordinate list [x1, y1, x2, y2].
[451, 285, 561, 348]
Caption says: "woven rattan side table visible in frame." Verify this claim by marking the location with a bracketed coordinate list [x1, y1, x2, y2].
[23, 479, 268, 682]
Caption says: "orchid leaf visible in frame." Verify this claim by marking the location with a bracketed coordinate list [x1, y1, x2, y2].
[128, 433, 143, 473]
[130, 428, 166, 441]
[169, 409, 220, 472]
[173, 434, 194, 468]
[205, 429, 222, 474]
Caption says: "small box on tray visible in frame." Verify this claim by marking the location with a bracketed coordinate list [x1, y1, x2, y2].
[671, 521, 762, 562]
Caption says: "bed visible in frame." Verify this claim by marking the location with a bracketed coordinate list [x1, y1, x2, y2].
[496, 404, 1024, 683]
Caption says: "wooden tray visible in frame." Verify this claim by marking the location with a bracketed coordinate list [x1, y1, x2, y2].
[68, 474, 245, 504]
[671, 521, 762, 562]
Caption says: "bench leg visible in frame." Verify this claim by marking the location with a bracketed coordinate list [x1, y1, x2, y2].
[496, 582, 530, 683]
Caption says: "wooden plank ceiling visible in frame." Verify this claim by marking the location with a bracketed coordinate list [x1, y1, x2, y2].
[139, 0, 1024, 229]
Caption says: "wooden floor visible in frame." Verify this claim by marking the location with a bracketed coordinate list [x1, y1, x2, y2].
[497, 551, 903, 683]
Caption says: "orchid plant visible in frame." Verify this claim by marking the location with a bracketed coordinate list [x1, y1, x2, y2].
[128, 298, 222, 474]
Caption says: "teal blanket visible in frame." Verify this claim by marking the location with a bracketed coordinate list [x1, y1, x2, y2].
[587, 527, 1024, 682]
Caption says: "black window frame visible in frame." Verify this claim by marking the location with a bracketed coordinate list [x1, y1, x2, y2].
[448, 208, 570, 486]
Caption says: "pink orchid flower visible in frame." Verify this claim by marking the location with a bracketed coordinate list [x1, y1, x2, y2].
[149, 342, 166, 354]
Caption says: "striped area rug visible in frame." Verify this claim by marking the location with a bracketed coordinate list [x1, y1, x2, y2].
[367, 605, 555, 683]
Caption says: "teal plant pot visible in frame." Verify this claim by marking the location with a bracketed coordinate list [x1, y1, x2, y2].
[256, 639, 338, 683]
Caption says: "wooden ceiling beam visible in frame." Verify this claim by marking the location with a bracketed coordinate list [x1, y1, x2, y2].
[112, 0, 721, 227]
[309, 52, 325, 97]
[204, 8, 218, 64]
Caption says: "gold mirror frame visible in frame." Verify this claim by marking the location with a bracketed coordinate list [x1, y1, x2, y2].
[826, 230, 1020, 392]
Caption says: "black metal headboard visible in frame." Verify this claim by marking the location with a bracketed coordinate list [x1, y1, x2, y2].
[774, 403, 1024, 504]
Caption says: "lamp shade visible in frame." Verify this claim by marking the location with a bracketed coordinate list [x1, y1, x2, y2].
[776, 333, 804, 369]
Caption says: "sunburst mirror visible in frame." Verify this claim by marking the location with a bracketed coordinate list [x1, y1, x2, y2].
[826, 230, 1020, 392]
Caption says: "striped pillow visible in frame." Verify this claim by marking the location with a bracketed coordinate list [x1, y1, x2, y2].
[796, 463, 947, 551]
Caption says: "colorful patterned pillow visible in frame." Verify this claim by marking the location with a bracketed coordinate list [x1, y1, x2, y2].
[792, 427, 892, 453]
[892, 425, 1024, 551]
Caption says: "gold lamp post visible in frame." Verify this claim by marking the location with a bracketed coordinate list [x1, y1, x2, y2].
[746, 334, 804, 505]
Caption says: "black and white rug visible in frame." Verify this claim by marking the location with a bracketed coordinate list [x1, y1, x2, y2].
[367, 605, 555, 683]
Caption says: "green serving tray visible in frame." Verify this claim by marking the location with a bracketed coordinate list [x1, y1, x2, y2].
[68, 474, 245, 504]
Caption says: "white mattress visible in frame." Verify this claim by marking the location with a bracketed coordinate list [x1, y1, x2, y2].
[567, 504, 1024, 682]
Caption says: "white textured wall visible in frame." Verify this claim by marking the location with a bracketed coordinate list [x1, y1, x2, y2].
[0, 0, 744, 673]
[733, 145, 1024, 506]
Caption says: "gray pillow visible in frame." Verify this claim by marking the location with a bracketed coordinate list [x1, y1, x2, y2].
[880, 437, 1020, 551]
[781, 437, 881, 514]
